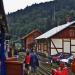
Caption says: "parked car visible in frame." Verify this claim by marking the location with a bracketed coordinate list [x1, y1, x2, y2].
[60, 54, 73, 64]
[51, 52, 72, 63]
[51, 52, 63, 63]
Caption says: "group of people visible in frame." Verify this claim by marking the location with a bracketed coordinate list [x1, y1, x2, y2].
[50, 62, 69, 75]
[24, 48, 70, 75]
[24, 50, 39, 75]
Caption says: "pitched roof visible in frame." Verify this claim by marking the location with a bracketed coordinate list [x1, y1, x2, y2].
[21, 29, 42, 39]
[36, 21, 75, 39]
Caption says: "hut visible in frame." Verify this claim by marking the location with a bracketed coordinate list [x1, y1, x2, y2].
[36, 21, 75, 56]
[21, 29, 42, 51]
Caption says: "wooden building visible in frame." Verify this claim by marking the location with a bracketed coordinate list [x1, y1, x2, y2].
[21, 29, 42, 50]
[36, 21, 75, 56]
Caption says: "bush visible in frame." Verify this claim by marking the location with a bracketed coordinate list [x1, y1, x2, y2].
[18, 52, 25, 62]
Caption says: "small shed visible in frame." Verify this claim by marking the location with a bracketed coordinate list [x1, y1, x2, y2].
[21, 29, 42, 50]
[36, 21, 75, 56]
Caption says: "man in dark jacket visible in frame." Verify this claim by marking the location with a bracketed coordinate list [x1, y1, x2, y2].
[30, 50, 39, 74]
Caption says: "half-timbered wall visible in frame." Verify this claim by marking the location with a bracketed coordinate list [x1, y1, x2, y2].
[51, 25, 75, 55]
[71, 39, 75, 53]
[63, 39, 70, 53]
[50, 38, 75, 55]
[36, 24, 75, 56]
[51, 39, 62, 55]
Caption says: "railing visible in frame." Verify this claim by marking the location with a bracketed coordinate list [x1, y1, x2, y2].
[37, 54, 51, 75]
[37, 61, 51, 75]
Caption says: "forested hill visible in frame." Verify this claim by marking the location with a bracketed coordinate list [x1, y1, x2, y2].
[6, 0, 75, 40]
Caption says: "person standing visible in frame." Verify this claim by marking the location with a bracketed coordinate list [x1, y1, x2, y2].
[61, 65, 69, 75]
[25, 52, 30, 75]
[50, 62, 69, 75]
[50, 67, 61, 75]
[30, 50, 39, 75]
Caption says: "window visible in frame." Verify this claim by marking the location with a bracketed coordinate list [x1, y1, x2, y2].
[69, 30, 75, 37]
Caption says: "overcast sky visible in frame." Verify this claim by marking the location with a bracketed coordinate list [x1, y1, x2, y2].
[3, 0, 53, 14]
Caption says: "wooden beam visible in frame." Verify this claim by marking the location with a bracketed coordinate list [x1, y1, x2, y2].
[51, 39, 59, 53]
[51, 48, 62, 49]
[62, 39, 64, 53]
[71, 52, 75, 53]
[70, 38, 71, 54]
[71, 45, 75, 46]
[47, 38, 51, 56]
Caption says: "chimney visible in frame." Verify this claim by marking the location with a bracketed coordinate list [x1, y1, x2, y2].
[66, 15, 71, 23]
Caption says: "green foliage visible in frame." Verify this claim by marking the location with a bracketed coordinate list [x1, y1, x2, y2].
[6, 0, 75, 40]
[18, 52, 25, 62]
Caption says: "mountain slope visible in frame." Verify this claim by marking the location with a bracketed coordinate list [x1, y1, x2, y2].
[6, 0, 75, 40]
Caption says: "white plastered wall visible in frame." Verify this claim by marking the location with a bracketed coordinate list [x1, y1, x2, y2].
[51, 39, 62, 55]
[71, 39, 75, 54]
[64, 42, 70, 53]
